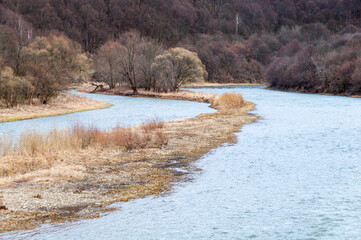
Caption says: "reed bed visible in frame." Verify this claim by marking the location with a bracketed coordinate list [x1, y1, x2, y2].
[0, 119, 167, 177]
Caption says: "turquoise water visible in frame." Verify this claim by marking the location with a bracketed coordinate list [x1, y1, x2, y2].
[2, 87, 361, 239]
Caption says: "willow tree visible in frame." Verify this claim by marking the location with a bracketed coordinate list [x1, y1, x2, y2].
[152, 47, 207, 92]
[0, 66, 33, 107]
[20, 34, 87, 103]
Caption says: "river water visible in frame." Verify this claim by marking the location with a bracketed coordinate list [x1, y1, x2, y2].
[2, 86, 361, 239]
[0, 91, 215, 140]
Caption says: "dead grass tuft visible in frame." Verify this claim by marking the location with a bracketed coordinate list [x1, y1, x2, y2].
[141, 118, 164, 133]
[215, 92, 244, 109]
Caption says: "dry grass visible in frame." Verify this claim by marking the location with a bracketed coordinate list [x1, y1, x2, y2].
[214, 92, 244, 109]
[0, 135, 12, 155]
[0, 89, 257, 233]
[0, 93, 112, 123]
[100, 88, 245, 111]
[0, 120, 167, 178]
[102, 87, 218, 105]
[141, 118, 164, 133]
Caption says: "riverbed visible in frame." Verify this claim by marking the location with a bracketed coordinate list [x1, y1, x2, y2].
[2, 86, 361, 239]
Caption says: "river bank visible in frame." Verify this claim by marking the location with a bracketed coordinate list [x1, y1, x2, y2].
[183, 82, 265, 88]
[267, 87, 361, 98]
[0, 93, 112, 123]
[0, 88, 257, 232]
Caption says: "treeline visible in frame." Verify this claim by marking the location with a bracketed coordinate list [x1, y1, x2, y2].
[0, 0, 361, 97]
[2, 0, 360, 51]
[266, 24, 361, 95]
[93, 31, 207, 93]
[0, 28, 206, 107]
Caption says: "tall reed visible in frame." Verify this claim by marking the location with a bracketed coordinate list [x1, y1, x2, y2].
[0, 119, 167, 177]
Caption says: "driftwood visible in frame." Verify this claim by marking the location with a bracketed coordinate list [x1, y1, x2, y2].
[91, 83, 104, 93]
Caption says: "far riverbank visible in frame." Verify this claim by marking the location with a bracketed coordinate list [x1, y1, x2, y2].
[0, 93, 112, 123]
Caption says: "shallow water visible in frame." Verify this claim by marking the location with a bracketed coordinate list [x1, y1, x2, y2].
[2, 86, 361, 239]
[0, 91, 215, 140]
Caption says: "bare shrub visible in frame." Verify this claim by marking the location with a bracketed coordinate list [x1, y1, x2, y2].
[0, 66, 34, 107]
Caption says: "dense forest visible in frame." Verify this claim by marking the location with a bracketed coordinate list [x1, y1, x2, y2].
[1, 0, 361, 104]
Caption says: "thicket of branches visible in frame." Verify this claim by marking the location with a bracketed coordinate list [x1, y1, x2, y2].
[93, 31, 207, 93]
[2, 0, 360, 50]
[0, 0, 361, 98]
[265, 24, 361, 95]
[0, 24, 89, 106]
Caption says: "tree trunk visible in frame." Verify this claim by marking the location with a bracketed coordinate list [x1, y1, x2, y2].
[132, 86, 138, 94]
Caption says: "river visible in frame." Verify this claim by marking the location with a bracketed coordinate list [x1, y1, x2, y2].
[0, 91, 215, 140]
[2, 86, 361, 239]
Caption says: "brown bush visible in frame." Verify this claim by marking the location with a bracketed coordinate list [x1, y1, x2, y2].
[215, 93, 244, 109]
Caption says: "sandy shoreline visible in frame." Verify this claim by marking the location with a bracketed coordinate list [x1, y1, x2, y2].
[0, 87, 257, 232]
[0, 93, 112, 123]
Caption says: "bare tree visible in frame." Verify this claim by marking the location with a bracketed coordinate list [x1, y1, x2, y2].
[14, 17, 33, 75]
[138, 40, 164, 91]
[0, 25, 17, 68]
[20, 34, 85, 103]
[0, 7, 33, 73]
[117, 31, 144, 94]
[152, 47, 207, 92]
[94, 41, 124, 89]
[235, 12, 243, 36]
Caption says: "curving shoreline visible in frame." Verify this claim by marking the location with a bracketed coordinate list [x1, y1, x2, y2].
[0, 93, 113, 123]
[182, 82, 265, 88]
[0, 87, 257, 232]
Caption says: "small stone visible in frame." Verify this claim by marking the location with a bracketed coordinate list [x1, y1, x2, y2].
[0, 205, 8, 210]
[33, 194, 42, 199]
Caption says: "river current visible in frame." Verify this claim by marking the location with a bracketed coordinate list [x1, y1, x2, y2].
[2, 86, 361, 239]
